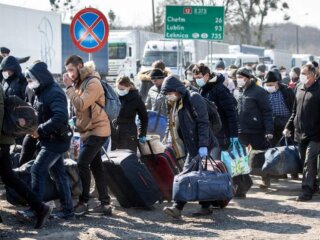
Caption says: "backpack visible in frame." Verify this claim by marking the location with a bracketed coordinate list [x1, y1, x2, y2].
[2, 95, 38, 137]
[82, 77, 121, 121]
[186, 93, 222, 134]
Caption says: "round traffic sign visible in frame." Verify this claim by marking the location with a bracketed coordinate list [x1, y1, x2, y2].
[70, 8, 109, 53]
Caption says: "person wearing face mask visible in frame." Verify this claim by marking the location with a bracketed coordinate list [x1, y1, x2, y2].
[0, 55, 28, 101]
[114, 76, 148, 152]
[280, 66, 290, 85]
[63, 55, 112, 216]
[255, 64, 267, 81]
[236, 67, 274, 153]
[283, 64, 320, 201]
[161, 75, 219, 219]
[192, 64, 238, 154]
[259, 70, 295, 188]
[19, 61, 75, 221]
[145, 68, 167, 116]
[288, 67, 300, 89]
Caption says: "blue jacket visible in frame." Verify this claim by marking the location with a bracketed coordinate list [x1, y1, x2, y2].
[30, 62, 71, 153]
[161, 76, 218, 158]
[1, 56, 28, 100]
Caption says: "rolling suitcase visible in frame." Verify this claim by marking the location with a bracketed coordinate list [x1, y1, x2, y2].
[102, 149, 161, 209]
[138, 141, 179, 202]
[164, 146, 185, 172]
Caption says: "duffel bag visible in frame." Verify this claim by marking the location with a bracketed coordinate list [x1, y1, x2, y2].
[173, 156, 233, 202]
[262, 137, 302, 175]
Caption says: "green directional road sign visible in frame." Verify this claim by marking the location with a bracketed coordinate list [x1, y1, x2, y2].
[165, 5, 224, 41]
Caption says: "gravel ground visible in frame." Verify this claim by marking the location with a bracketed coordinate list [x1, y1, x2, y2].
[0, 176, 320, 240]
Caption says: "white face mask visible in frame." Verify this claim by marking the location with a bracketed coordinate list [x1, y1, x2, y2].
[281, 72, 287, 78]
[196, 78, 206, 87]
[28, 79, 40, 89]
[236, 78, 246, 88]
[264, 85, 277, 93]
[255, 70, 262, 77]
[117, 88, 129, 96]
[166, 95, 179, 102]
[299, 74, 308, 84]
[2, 71, 9, 79]
[186, 74, 193, 81]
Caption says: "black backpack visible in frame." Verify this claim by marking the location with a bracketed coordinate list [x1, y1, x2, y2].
[185, 93, 222, 134]
[2, 95, 38, 137]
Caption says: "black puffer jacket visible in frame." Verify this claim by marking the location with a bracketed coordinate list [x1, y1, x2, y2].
[285, 81, 320, 143]
[30, 62, 71, 153]
[117, 89, 148, 137]
[278, 83, 295, 113]
[1, 56, 27, 100]
[161, 76, 218, 157]
[238, 81, 274, 135]
[199, 74, 238, 143]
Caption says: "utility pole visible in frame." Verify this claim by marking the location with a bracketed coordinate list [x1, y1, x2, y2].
[296, 25, 299, 54]
[152, 0, 155, 32]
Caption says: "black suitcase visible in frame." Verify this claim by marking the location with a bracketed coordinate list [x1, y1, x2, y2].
[102, 149, 161, 209]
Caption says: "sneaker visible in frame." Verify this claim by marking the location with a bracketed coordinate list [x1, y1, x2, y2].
[90, 204, 112, 216]
[51, 210, 75, 220]
[192, 207, 213, 216]
[163, 206, 182, 219]
[34, 204, 52, 229]
[259, 177, 271, 189]
[73, 202, 89, 216]
[296, 193, 312, 202]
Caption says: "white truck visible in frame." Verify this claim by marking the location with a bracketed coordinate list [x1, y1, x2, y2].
[107, 30, 162, 80]
[140, 40, 229, 76]
[0, 4, 62, 74]
[264, 49, 292, 70]
[292, 54, 315, 67]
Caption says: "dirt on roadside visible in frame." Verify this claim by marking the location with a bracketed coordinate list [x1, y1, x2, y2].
[0, 176, 319, 240]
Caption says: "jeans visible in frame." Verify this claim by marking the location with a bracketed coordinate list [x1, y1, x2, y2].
[78, 135, 110, 205]
[299, 140, 320, 194]
[31, 147, 73, 213]
[0, 144, 42, 212]
[19, 134, 37, 167]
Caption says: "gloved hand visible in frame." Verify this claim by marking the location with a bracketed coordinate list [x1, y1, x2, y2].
[198, 147, 208, 158]
[139, 135, 147, 144]
[265, 134, 274, 140]
[282, 129, 291, 137]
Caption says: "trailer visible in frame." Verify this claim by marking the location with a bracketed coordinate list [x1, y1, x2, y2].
[263, 49, 292, 70]
[0, 4, 62, 74]
[107, 30, 162, 79]
[230, 44, 265, 57]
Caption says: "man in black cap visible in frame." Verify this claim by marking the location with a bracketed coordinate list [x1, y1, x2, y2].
[255, 64, 267, 81]
[145, 68, 167, 116]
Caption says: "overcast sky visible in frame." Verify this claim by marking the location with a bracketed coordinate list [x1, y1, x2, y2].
[0, 0, 317, 28]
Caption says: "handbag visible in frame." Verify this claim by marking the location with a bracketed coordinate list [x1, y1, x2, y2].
[262, 137, 302, 175]
[172, 156, 233, 202]
[221, 139, 250, 177]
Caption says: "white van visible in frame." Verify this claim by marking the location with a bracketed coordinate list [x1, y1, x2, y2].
[202, 53, 259, 69]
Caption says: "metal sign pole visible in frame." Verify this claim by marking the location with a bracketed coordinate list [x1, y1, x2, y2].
[89, 53, 93, 61]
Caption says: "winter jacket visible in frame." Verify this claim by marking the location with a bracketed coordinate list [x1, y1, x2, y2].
[29, 62, 70, 153]
[161, 76, 217, 158]
[285, 81, 320, 143]
[237, 81, 274, 135]
[66, 61, 110, 140]
[117, 89, 148, 136]
[0, 84, 15, 145]
[1, 56, 27, 100]
[145, 85, 167, 116]
[199, 75, 238, 143]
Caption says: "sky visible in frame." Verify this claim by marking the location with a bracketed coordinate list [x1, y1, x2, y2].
[0, 0, 318, 29]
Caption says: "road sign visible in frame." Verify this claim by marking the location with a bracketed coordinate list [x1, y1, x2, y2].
[70, 8, 109, 53]
[165, 6, 224, 41]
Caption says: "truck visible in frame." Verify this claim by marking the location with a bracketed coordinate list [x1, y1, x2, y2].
[263, 49, 292, 70]
[107, 30, 162, 80]
[0, 4, 62, 74]
[62, 24, 108, 76]
[230, 44, 265, 57]
[292, 54, 314, 67]
[140, 40, 229, 76]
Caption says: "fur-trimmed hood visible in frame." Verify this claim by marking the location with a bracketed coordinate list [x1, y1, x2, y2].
[138, 68, 172, 82]
[79, 61, 101, 84]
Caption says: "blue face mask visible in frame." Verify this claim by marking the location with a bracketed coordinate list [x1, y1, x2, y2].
[196, 78, 206, 87]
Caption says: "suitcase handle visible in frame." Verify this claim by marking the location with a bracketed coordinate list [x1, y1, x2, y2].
[137, 139, 156, 160]
[101, 146, 111, 161]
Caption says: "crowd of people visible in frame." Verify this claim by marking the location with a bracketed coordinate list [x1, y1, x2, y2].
[0, 45, 320, 228]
